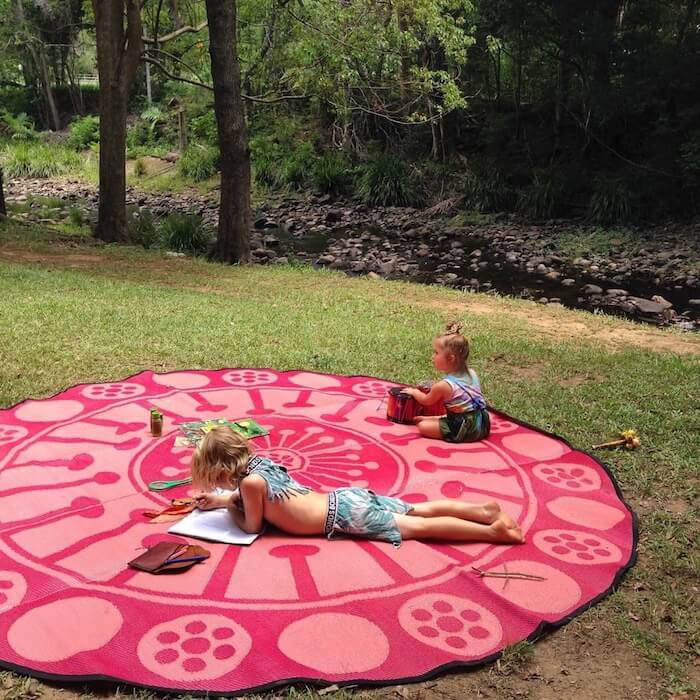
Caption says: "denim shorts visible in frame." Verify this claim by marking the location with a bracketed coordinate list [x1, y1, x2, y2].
[325, 487, 413, 547]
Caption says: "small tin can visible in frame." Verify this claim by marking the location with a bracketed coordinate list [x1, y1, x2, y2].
[150, 409, 163, 437]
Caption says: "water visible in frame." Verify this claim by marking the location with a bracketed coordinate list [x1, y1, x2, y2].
[266, 226, 699, 328]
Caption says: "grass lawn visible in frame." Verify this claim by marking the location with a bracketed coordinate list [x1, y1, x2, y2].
[0, 219, 698, 700]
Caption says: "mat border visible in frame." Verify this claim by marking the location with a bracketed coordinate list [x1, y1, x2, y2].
[0, 367, 639, 697]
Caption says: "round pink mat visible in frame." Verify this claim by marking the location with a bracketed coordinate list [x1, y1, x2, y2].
[0, 369, 636, 694]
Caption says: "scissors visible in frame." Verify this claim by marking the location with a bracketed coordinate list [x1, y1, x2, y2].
[147, 476, 193, 491]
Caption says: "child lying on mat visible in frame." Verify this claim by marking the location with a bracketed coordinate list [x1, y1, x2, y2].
[191, 426, 523, 547]
[403, 321, 490, 443]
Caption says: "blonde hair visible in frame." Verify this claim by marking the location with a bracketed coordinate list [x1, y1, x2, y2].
[437, 321, 470, 370]
[191, 426, 252, 491]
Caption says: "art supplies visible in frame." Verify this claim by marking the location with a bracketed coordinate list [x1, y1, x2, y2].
[168, 489, 261, 545]
[178, 417, 268, 446]
[147, 476, 194, 491]
[128, 540, 210, 574]
[143, 498, 197, 523]
[150, 409, 163, 437]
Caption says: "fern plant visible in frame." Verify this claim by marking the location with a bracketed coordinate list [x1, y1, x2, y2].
[357, 156, 421, 207]
[588, 176, 634, 224]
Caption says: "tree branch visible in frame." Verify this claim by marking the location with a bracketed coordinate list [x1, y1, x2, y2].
[143, 55, 309, 103]
[143, 20, 208, 44]
[143, 55, 213, 90]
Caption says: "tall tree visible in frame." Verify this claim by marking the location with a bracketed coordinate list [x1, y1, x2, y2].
[91, 0, 143, 243]
[204, 0, 251, 263]
[0, 168, 7, 218]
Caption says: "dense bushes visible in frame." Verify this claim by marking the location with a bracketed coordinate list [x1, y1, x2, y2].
[357, 156, 422, 207]
[0, 142, 81, 178]
[68, 115, 99, 150]
[127, 208, 213, 254]
[0, 111, 38, 141]
[178, 143, 219, 181]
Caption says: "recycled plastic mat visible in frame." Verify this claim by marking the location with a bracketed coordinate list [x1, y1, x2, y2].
[0, 369, 636, 695]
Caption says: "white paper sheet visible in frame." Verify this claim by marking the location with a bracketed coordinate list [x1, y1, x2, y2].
[167, 489, 261, 545]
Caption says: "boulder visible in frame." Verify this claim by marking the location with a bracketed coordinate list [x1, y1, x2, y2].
[651, 294, 673, 309]
[628, 296, 668, 315]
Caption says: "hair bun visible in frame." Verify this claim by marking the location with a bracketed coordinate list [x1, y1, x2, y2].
[444, 321, 464, 336]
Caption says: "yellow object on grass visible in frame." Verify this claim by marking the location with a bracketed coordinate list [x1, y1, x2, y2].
[592, 429, 641, 450]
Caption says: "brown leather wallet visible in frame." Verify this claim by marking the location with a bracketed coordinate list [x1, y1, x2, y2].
[128, 540, 210, 574]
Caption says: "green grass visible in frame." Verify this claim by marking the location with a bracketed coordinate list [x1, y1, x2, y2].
[547, 227, 639, 258]
[0, 141, 83, 178]
[0, 218, 698, 698]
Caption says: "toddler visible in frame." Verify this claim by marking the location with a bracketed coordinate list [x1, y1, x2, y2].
[192, 426, 523, 547]
[404, 322, 490, 442]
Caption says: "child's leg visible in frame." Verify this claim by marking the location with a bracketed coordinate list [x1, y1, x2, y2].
[413, 416, 442, 439]
[394, 511, 524, 544]
[409, 499, 500, 524]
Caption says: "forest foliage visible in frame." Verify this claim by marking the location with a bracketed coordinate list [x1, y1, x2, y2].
[1, 0, 700, 221]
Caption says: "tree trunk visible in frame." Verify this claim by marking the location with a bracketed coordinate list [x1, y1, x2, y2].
[92, 0, 143, 243]
[204, 0, 251, 264]
[167, 0, 183, 30]
[0, 169, 7, 218]
[15, 0, 60, 130]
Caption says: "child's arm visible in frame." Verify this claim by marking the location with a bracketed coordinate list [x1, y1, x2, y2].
[195, 491, 232, 510]
[404, 380, 450, 406]
[230, 475, 266, 534]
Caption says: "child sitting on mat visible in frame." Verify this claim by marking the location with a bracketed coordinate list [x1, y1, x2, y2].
[191, 426, 523, 546]
[403, 321, 490, 442]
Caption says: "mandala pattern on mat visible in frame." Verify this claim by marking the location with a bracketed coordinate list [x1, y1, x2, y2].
[0, 369, 635, 694]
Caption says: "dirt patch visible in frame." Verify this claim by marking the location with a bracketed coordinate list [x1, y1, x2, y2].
[364, 615, 666, 700]
[125, 156, 176, 178]
[557, 373, 603, 388]
[664, 499, 690, 516]
[409, 296, 700, 357]
[486, 354, 547, 383]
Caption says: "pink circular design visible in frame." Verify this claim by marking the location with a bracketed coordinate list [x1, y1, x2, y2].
[546, 497, 626, 530]
[350, 379, 396, 398]
[153, 372, 211, 389]
[533, 529, 623, 565]
[81, 383, 146, 401]
[0, 571, 27, 613]
[482, 560, 582, 613]
[221, 369, 278, 386]
[8, 597, 122, 662]
[288, 372, 342, 389]
[14, 399, 84, 422]
[532, 462, 601, 492]
[488, 418, 519, 435]
[501, 433, 567, 460]
[0, 425, 29, 446]
[0, 369, 634, 694]
[138, 614, 251, 681]
[399, 594, 503, 657]
[278, 613, 389, 673]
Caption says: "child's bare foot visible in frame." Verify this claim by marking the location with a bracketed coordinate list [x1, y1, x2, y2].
[490, 512, 524, 544]
[480, 500, 501, 524]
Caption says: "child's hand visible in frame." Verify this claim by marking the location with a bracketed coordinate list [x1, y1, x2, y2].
[195, 493, 226, 510]
[229, 490, 244, 511]
[403, 388, 418, 398]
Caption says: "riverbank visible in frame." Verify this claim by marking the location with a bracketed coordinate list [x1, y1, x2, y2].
[5, 175, 700, 329]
